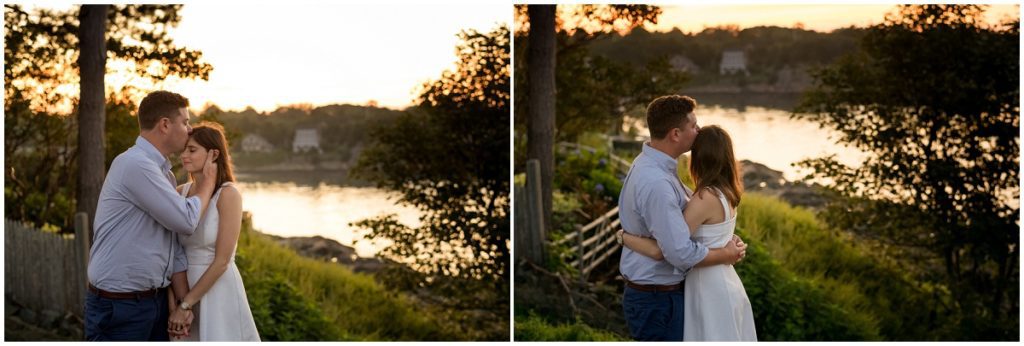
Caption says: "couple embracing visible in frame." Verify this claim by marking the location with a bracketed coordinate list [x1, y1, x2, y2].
[84, 91, 260, 341]
[618, 95, 757, 341]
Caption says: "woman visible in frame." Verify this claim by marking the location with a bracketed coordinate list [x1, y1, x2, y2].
[620, 125, 756, 341]
[167, 122, 260, 341]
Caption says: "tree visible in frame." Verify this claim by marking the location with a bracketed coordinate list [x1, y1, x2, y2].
[4, 5, 212, 232]
[526, 5, 556, 236]
[77, 5, 107, 236]
[796, 5, 1018, 339]
[351, 25, 509, 340]
[514, 5, 680, 241]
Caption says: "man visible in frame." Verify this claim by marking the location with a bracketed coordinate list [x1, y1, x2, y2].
[84, 91, 219, 341]
[618, 95, 747, 341]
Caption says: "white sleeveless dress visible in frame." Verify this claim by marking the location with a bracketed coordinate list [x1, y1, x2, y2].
[683, 187, 757, 341]
[179, 182, 260, 341]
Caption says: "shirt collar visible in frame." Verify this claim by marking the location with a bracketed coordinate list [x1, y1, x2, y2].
[642, 141, 679, 175]
[135, 136, 171, 171]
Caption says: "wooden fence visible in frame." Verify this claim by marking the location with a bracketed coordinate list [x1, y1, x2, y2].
[551, 206, 622, 281]
[518, 143, 632, 281]
[4, 213, 90, 317]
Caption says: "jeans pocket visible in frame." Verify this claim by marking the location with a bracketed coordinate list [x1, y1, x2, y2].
[85, 295, 114, 340]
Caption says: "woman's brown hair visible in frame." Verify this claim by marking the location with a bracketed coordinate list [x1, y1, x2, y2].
[689, 125, 743, 208]
[188, 122, 235, 194]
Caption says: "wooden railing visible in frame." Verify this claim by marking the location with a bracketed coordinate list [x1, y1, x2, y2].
[550, 206, 622, 279]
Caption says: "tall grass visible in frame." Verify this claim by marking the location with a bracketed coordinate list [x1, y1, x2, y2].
[236, 226, 454, 340]
[514, 314, 627, 341]
[736, 194, 945, 340]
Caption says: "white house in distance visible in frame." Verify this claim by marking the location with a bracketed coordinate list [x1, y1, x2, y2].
[240, 133, 274, 153]
[669, 55, 700, 73]
[293, 128, 321, 153]
[720, 50, 749, 75]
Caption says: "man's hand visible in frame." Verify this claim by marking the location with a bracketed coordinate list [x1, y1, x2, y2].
[721, 236, 748, 265]
[168, 308, 193, 339]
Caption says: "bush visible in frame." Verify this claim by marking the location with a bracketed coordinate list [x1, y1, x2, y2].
[737, 194, 948, 340]
[514, 314, 626, 341]
[734, 227, 881, 340]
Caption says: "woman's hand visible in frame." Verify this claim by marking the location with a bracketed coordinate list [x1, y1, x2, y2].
[167, 308, 193, 339]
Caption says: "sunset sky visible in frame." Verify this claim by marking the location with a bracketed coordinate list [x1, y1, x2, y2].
[25, 3, 508, 113]
[648, 4, 1019, 34]
[163, 4, 508, 113]
[20, 3, 1018, 114]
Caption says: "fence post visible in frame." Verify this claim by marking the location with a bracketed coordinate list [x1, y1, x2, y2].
[576, 223, 585, 285]
[75, 212, 90, 316]
[513, 184, 528, 262]
[525, 159, 546, 265]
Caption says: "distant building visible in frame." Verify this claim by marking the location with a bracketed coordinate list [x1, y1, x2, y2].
[720, 50, 749, 75]
[669, 55, 700, 73]
[293, 128, 321, 153]
[241, 134, 274, 153]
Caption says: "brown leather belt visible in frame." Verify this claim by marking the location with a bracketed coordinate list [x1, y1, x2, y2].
[88, 284, 163, 300]
[625, 279, 682, 293]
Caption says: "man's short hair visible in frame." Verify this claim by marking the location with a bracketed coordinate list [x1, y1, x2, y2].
[138, 91, 189, 130]
[646, 95, 697, 139]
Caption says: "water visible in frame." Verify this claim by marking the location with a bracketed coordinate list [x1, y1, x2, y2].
[626, 97, 868, 181]
[234, 178, 422, 258]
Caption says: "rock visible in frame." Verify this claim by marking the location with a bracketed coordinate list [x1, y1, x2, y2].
[39, 309, 61, 329]
[738, 160, 831, 209]
[266, 234, 402, 275]
[740, 160, 786, 191]
[5, 296, 20, 318]
[16, 307, 38, 325]
[273, 235, 358, 264]
[58, 313, 83, 339]
[779, 183, 831, 209]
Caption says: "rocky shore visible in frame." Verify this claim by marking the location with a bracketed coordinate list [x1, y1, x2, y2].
[740, 160, 830, 209]
[262, 234, 394, 274]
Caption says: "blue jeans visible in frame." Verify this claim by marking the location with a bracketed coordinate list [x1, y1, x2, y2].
[622, 285, 685, 341]
[84, 288, 170, 341]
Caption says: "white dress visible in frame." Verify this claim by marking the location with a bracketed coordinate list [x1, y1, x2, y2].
[683, 188, 757, 341]
[179, 182, 261, 341]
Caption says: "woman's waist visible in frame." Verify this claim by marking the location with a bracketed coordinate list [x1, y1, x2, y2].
[186, 253, 236, 265]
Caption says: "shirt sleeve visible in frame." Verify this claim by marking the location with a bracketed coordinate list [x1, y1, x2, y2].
[122, 159, 201, 235]
[172, 234, 188, 274]
[640, 179, 709, 271]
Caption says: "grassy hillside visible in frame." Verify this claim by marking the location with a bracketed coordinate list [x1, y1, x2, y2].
[736, 194, 943, 340]
[516, 191, 943, 341]
[514, 315, 627, 341]
[235, 222, 458, 341]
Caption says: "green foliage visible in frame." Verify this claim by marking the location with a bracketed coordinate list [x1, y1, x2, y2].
[211, 104, 404, 160]
[4, 5, 209, 232]
[514, 314, 627, 341]
[733, 226, 882, 340]
[235, 268, 346, 341]
[350, 25, 510, 340]
[352, 25, 509, 285]
[555, 147, 622, 203]
[513, 5, 688, 142]
[796, 5, 1019, 339]
[737, 194, 948, 340]
[588, 25, 865, 88]
[236, 228, 452, 340]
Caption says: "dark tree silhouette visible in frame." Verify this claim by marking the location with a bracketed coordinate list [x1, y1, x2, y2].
[796, 5, 1019, 340]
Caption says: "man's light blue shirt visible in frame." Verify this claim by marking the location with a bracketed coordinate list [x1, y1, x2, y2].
[618, 142, 709, 285]
[87, 136, 200, 292]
